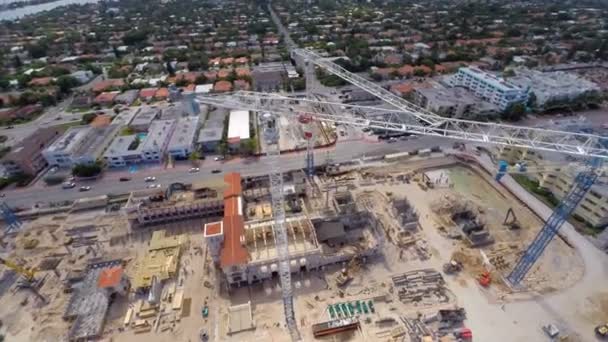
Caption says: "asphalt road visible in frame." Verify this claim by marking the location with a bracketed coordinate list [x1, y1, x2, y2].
[2, 136, 451, 208]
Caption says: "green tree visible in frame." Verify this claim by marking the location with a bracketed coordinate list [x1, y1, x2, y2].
[502, 102, 526, 121]
[81, 113, 98, 124]
[26, 41, 48, 58]
[526, 92, 537, 109]
[56, 75, 80, 94]
[72, 162, 102, 178]
[122, 30, 148, 46]
[0, 77, 9, 90]
[189, 151, 201, 166]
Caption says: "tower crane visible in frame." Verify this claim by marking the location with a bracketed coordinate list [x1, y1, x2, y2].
[197, 49, 608, 339]
[0, 256, 36, 282]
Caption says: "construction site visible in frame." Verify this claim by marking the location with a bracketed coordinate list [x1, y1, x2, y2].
[0, 147, 593, 342]
[0, 47, 607, 342]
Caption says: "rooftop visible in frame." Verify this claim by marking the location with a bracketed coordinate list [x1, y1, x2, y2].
[197, 126, 223, 143]
[167, 116, 200, 150]
[104, 134, 142, 158]
[227, 110, 250, 142]
[141, 120, 175, 151]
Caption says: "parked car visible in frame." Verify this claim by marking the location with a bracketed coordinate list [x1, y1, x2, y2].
[62, 182, 76, 189]
[189, 167, 200, 173]
[214, 156, 224, 161]
[147, 184, 161, 189]
[119, 177, 131, 182]
[211, 169, 221, 174]
[79, 186, 91, 192]
[144, 176, 156, 182]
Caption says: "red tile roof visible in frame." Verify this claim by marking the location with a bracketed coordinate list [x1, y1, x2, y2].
[29, 77, 54, 86]
[205, 222, 222, 236]
[139, 88, 158, 98]
[220, 213, 248, 267]
[214, 80, 232, 92]
[390, 83, 414, 95]
[92, 79, 125, 93]
[155, 87, 169, 99]
[397, 65, 414, 76]
[218, 69, 232, 79]
[223, 172, 242, 198]
[220, 172, 248, 268]
[236, 67, 251, 77]
[94, 91, 119, 104]
[97, 266, 124, 288]
[90, 114, 112, 128]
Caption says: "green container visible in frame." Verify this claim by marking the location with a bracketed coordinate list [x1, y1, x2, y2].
[355, 300, 362, 314]
[328, 305, 335, 319]
[348, 302, 355, 316]
[368, 300, 375, 313]
[333, 304, 341, 317]
[362, 301, 369, 314]
[341, 303, 350, 317]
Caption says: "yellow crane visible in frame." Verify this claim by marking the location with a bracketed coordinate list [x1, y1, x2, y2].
[0, 256, 36, 282]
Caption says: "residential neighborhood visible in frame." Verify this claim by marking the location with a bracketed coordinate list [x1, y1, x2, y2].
[0, 0, 608, 342]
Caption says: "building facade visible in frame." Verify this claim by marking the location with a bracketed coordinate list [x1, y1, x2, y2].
[1, 127, 65, 176]
[450, 67, 528, 111]
[167, 117, 199, 159]
[42, 125, 119, 168]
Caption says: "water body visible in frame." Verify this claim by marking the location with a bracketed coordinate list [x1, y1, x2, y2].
[0, 0, 100, 20]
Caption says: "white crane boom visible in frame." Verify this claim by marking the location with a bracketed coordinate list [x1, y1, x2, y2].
[292, 48, 445, 126]
[198, 91, 608, 159]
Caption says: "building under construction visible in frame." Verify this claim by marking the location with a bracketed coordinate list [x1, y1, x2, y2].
[204, 172, 384, 287]
[124, 178, 226, 229]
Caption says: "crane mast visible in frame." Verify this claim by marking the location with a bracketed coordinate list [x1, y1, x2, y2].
[260, 112, 301, 341]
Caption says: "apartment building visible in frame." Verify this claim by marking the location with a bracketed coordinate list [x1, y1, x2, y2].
[140, 120, 176, 162]
[42, 125, 120, 168]
[1, 127, 65, 176]
[102, 135, 143, 167]
[508, 68, 600, 110]
[450, 67, 528, 111]
[413, 86, 499, 119]
[167, 117, 200, 159]
[494, 146, 608, 228]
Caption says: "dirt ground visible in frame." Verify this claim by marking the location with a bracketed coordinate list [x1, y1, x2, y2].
[0, 157, 588, 342]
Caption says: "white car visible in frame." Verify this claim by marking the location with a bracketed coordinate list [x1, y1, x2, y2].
[79, 186, 92, 192]
[144, 176, 156, 182]
[189, 167, 200, 173]
[62, 182, 76, 189]
[147, 184, 161, 189]
[214, 156, 224, 161]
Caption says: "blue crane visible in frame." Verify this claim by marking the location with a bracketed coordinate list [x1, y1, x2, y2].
[506, 156, 603, 285]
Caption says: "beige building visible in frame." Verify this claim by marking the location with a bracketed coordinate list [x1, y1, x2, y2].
[494, 146, 608, 228]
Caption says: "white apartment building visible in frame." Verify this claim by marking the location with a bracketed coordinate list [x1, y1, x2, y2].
[450, 67, 528, 111]
[141, 120, 176, 162]
[43, 125, 119, 168]
[508, 68, 600, 109]
[167, 116, 200, 159]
